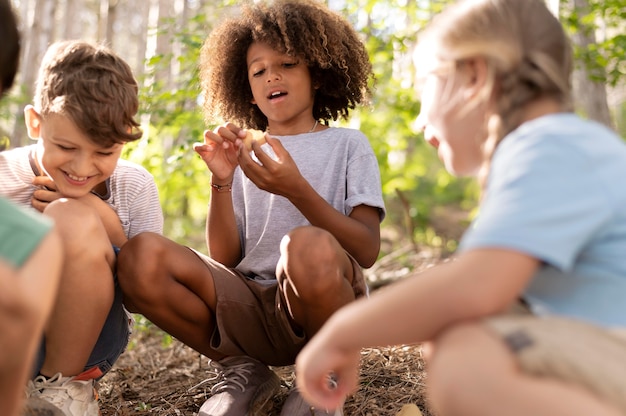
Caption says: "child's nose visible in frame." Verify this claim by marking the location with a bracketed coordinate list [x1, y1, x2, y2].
[266, 68, 281, 82]
[71, 154, 94, 175]
[423, 125, 440, 149]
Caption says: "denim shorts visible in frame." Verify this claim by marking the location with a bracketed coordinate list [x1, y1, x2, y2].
[32, 246, 130, 380]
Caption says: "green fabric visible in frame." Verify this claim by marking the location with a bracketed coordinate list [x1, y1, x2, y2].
[0, 197, 53, 267]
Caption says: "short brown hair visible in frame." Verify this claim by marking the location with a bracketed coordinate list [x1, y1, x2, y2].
[34, 40, 142, 147]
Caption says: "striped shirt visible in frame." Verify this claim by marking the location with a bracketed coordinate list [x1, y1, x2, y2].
[0, 143, 163, 238]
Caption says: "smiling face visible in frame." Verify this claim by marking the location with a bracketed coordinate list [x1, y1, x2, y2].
[25, 107, 123, 198]
[246, 42, 317, 135]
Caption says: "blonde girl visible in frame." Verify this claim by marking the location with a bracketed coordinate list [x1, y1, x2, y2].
[295, 0, 626, 414]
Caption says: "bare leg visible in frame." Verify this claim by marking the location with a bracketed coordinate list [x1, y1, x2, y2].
[0, 230, 62, 416]
[276, 226, 357, 337]
[117, 233, 224, 360]
[427, 322, 622, 416]
[40, 200, 116, 377]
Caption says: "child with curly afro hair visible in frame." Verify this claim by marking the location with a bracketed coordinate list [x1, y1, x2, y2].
[117, 1, 385, 415]
[199, 0, 373, 131]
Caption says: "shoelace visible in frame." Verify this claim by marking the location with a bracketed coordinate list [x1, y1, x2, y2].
[188, 360, 255, 393]
[27, 373, 67, 397]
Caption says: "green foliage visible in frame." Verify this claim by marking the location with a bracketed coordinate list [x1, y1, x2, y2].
[124, 1, 480, 256]
[125, 13, 213, 251]
[128, 314, 173, 349]
[349, 0, 477, 248]
[124, 0, 624, 258]
[0, 84, 28, 149]
[562, 0, 626, 87]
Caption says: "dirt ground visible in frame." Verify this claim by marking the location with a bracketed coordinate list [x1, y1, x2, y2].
[98, 331, 433, 416]
[98, 243, 452, 416]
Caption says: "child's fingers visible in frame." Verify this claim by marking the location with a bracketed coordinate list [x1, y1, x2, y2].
[298, 372, 349, 412]
[31, 175, 56, 191]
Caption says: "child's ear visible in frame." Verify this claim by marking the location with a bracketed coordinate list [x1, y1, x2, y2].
[24, 105, 42, 139]
[463, 57, 488, 100]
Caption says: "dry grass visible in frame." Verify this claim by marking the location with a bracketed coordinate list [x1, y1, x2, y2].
[98, 331, 433, 416]
[99, 247, 448, 416]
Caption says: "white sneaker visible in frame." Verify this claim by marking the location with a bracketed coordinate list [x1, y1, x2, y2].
[26, 373, 100, 416]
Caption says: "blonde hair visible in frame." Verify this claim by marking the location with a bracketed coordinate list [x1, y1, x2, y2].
[415, 0, 573, 186]
[34, 40, 142, 147]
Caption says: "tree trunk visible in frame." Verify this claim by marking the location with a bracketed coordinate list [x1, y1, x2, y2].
[134, 0, 151, 76]
[155, 0, 174, 90]
[97, 0, 109, 44]
[62, 0, 81, 40]
[106, 0, 118, 48]
[12, 0, 57, 147]
[570, 0, 613, 128]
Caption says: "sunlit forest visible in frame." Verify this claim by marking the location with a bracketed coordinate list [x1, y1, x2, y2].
[4, 1, 625, 414]
[2, 0, 625, 271]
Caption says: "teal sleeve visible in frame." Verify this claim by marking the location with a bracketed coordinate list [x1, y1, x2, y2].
[0, 197, 53, 267]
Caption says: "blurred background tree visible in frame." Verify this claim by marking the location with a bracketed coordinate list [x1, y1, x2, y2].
[3, 0, 625, 274]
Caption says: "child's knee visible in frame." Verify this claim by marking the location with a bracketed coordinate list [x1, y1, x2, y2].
[45, 199, 105, 244]
[117, 233, 166, 291]
[119, 233, 162, 267]
[281, 226, 340, 267]
[428, 322, 516, 411]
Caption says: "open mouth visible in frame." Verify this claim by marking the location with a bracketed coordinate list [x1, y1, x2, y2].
[64, 171, 92, 185]
[268, 91, 287, 100]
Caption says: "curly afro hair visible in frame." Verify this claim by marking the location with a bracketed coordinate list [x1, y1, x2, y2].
[199, 0, 373, 131]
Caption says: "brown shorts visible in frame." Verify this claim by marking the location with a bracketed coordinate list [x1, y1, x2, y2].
[190, 249, 366, 367]
[485, 313, 626, 413]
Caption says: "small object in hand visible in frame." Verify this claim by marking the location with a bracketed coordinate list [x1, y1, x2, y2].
[327, 373, 338, 390]
[243, 129, 266, 150]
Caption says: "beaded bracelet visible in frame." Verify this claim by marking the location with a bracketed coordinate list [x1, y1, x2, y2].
[210, 182, 232, 192]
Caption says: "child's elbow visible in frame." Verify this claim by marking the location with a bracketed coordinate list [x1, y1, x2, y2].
[356, 245, 380, 268]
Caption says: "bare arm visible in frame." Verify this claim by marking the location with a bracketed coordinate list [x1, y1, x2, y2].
[325, 248, 538, 347]
[0, 228, 63, 416]
[295, 248, 540, 409]
[194, 125, 244, 265]
[206, 181, 241, 266]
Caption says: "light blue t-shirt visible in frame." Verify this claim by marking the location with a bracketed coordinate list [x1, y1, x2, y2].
[460, 113, 626, 328]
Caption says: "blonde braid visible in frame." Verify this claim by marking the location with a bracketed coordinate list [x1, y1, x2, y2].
[479, 51, 573, 191]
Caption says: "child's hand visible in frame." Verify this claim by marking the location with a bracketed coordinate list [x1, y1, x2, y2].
[295, 329, 359, 412]
[31, 176, 62, 213]
[238, 135, 306, 197]
[193, 123, 243, 182]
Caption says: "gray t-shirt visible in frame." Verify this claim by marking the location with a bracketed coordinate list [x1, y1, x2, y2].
[460, 113, 626, 328]
[233, 127, 385, 280]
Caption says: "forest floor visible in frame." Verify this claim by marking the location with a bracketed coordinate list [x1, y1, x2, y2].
[98, 247, 448, 416]
[99, 208, 468, 416]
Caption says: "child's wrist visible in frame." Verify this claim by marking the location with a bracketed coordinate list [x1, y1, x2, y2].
[210, 181, 232, 192]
